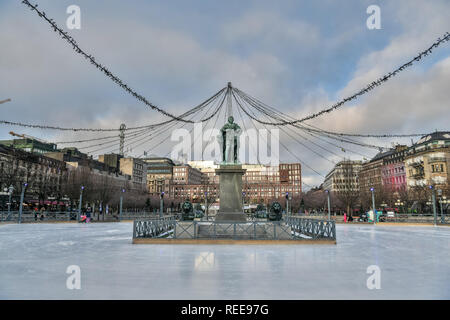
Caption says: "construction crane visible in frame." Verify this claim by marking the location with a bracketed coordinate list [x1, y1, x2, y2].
[9, 131, 48, 144]
[0, 98, 11, 104]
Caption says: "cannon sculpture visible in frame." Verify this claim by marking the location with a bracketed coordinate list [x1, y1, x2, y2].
[268, 201, 283, 221]
[181, 200, 195, 221]
[254, 204, 267, 219]
[194, 203, 204, 219]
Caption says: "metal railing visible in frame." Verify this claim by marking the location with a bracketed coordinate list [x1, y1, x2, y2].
[293, 213, 449, 225]
[384, 214, 449, 224]
[0, 211, 74, 223]
[132, 217, 336, 241]
[0, 210, 173, 223]
[286, 217, 336, 240]
[133, 216, 177, 239]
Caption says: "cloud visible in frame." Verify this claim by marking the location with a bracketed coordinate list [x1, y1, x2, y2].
[222, 11, 320, 49]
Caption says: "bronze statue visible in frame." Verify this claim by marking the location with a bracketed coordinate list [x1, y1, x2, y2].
[218, 116, 242, 164]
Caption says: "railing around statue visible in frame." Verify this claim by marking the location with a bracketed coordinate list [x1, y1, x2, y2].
[285, 217, 336, 240]
[132, 217, 336, 241]
[133, 216, 177, 239]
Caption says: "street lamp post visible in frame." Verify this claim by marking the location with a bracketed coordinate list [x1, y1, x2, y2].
[18, 183, 27, 224]
[437, 189, 442, 223]
[441, 195, 447, 224]
[7, 185, 14, 220]
[120, 188, 125, 221]
[285, 192, 289, 218]
[430, 186, 437, 226]
[326, 190, 331, 220]
[78, 186, 84, 222]
[160, 192, 164, 218]
[205, 191, 208, 221]
[370, 187, 376, 225]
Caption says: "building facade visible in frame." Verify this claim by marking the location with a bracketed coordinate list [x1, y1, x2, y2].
[143, 159, 302, 204]
[143, 157, 175, 196]
[119, 157, 147, 188]
[405, 132, 450, 191]
[0, 144, 67, 207]
[98, 154, 123, 172]
[323, 160, 362, 193]
[0, 137, 57, 155]
[381, 145, 408, 193]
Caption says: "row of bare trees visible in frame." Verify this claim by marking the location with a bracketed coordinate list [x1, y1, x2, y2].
[297, 184, 449, 215]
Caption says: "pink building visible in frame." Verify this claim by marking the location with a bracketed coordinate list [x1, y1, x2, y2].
[381, 145, 408, 192]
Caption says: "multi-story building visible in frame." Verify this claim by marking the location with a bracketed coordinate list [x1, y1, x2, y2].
[358, 145, 408, 195]
[381, 145, 408, 192]
[188, 160, 219, 184]
[143, 157, 175, 196]
[143, 159, 302, 204]
[0, 144, 66, 207]
[242, 163, 301, 202]
[119, 157, 147, 187]
[173, 164, 203, 185]
[405, 131, 450, 191]
[65, 161, 131, 194]
[98, 154, 123, 172]
[358, 153, 385, 193]
[184, 161, 302, 204]
[323, 160, 362, 193]
[169, 164, 206, 201]
[45, 148, 134, 202]
[46, 147, 113, 173]
[0, 136, 57, 155]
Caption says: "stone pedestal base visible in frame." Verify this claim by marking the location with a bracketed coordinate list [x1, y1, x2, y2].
[215, 164, 247, 222]
[215, 212, 247, 222]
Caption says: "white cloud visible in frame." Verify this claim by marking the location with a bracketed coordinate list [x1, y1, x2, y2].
[222, 11, 320, 48]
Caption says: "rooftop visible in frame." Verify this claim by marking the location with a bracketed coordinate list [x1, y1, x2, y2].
[415, 131, 450, 145]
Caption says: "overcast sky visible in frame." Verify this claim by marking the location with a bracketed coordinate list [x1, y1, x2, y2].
[1, 0, 449, 188]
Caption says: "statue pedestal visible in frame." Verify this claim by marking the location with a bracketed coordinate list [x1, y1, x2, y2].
[215, 164, 247, 222]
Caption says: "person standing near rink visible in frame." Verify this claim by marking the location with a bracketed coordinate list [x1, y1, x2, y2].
[86, 207, 92, 223]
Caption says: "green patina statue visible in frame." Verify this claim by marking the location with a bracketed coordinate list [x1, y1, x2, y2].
[181, 200, 194, 221]
[218, 116, 242, 164]
[268, 202, 283, 221]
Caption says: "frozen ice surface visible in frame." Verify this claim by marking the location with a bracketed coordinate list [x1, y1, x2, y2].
[0, 222, 449, 299]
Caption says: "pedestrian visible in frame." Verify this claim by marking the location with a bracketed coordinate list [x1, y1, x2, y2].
[344, 212, 347, 223]
[40, 206, 45, 221]
[86, 208, 91, 223]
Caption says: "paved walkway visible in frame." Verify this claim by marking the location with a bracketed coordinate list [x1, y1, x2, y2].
[0, 222, 448, 299]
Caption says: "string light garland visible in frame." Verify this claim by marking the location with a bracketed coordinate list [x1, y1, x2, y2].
[0, 87, 226, 132]
[232, 31, 450, 126]
[236, 88, 427, 139]
[234, 88, 389, 151]
[20, 0, 221, 123]
[12, 0, 447, 137]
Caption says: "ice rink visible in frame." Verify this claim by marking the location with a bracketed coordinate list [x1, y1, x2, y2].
[0, 222, 449, 299]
